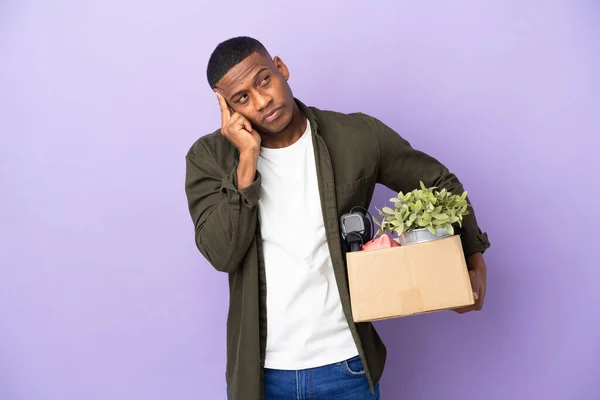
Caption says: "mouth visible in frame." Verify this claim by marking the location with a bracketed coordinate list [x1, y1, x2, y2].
[262, 106, 283, 123]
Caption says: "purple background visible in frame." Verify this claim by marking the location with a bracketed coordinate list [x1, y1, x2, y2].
[1, 1, 599, 399]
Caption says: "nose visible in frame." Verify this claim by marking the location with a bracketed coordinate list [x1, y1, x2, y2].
[253, 91, 272, 112]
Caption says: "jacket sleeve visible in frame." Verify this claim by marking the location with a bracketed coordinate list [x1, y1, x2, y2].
[364, 114, 490, 256]
[184, 142, 261, 273]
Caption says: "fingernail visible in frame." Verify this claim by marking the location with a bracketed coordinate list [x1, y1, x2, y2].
[473, 292, 479, 300]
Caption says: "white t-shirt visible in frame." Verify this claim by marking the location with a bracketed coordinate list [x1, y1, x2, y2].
[257, 121, 358, 370]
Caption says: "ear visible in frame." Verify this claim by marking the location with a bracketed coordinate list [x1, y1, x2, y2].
[273, 56, 290, 81]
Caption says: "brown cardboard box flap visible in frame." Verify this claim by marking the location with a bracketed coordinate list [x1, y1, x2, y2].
[346, 235, 474, 322]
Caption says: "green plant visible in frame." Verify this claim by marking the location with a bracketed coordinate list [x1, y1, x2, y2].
[373, 181, 470, 236]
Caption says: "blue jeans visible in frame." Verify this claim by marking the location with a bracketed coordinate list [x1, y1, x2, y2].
[228, 355, 380, 399]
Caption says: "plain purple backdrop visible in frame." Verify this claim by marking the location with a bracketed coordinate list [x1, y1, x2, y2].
[1, 1, 599, 399]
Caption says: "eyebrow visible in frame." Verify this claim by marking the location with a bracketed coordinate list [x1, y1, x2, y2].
[229, 67, 269, 101]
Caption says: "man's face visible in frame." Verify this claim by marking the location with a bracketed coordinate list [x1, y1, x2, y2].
[214, 52, 295, 134]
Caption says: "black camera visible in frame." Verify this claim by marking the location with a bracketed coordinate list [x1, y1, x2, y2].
[339, 208, 373, 252]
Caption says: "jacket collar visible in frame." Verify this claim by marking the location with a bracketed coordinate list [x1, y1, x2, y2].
[294, 98, 320, 136]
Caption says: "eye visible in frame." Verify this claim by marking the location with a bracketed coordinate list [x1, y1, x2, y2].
[237, 94, 248, 104]
[259, 76, 270, 86]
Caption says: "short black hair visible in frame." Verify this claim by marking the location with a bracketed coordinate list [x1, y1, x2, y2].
[206, 36, 270, 89]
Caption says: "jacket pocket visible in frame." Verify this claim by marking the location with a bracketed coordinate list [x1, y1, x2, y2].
[335, 175, 373, 214]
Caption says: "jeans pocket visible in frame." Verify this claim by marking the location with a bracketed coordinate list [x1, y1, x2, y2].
[342, 355, 366, 377]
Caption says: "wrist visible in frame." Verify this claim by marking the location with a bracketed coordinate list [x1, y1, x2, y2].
[237, 151, 259, 190]
[239, 148, 259, 161]
[238, 151, 259, 174]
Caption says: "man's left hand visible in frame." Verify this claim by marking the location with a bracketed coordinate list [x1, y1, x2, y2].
[454, 252, 487, 314]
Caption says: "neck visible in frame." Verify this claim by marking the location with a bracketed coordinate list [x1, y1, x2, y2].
[260, 103, 307, 149]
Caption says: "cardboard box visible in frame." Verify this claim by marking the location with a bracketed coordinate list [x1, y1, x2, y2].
[346, 235, 474, 322]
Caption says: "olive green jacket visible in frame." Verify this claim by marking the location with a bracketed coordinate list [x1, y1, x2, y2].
[184, 99, 490, 400]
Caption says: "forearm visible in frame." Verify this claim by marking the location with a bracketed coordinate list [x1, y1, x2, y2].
[194, 200, 258, 273]
[185, 154, 261, 273]
[236, 150, 259, 190]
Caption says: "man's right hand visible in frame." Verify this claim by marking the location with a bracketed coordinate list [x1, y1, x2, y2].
[216, 92, 261, 190]
[217, 93, 261, 154]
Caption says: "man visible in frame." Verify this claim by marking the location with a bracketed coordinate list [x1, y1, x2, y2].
[184, 36, 490, 400]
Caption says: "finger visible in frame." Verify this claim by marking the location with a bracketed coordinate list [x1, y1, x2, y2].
[454, 289, 480, 313]
[216, 92, 231, 125]
[470, 288, 482, 311]
[470, 291, 483, 311]
[454, 304, 477, 314]
[219, 114, 237, 138]
[242, 116, 253, 132]
[469, 271, 482, 297]
[230, 113, 251, 133]
[476, 285, 486, 310]
[469, 271, 485, 310]
[228, 112, 242, 129]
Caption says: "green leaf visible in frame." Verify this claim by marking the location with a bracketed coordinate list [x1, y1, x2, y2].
[420, 181, 426, 190]
[433, 213, 449, 220]
[461, 191, 468, 200]
[409, 202, 417, 212]
[391, 220, 402, 227]
[427, 225, 436, 235]
[371, 216, 381, 227]
[382, 207, 395, 215]
[446, 224, 455, 235]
